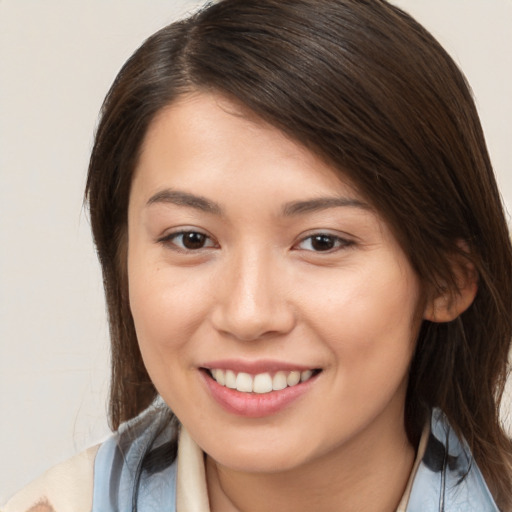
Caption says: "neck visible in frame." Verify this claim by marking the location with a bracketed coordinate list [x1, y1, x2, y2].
[206, 408, 416, 512]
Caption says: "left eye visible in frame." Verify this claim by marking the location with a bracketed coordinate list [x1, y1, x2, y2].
[296, 234, 351, 252]
[161, 231, 216, 251]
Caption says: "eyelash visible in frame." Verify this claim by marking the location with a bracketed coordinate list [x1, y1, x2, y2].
[158, 230, 353, 254]
[157, 230, 217, 252]
[294, 233, 354, 253]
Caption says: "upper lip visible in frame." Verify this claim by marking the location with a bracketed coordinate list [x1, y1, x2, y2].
[200, 359, 319, 375]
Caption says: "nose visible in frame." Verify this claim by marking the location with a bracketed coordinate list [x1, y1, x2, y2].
[210, 248, 296, 341]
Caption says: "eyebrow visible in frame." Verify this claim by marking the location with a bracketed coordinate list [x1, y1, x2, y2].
[282, 197, 370, 216]
[146, 189, 223, 215]
[146, 189, 369, 216]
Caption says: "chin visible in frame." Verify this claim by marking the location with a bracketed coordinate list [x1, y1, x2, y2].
[208, 446, 308, 474]
[198, 424, 325, 475]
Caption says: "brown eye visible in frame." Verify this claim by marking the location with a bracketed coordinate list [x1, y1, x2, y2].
[181, 232, 208, 249]
[310, 235, 337, 251]
[159, 230, 216, 251]
[296, 233, 353, 252]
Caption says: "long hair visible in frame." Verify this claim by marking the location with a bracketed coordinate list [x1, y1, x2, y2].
[86, 0, 512, 507]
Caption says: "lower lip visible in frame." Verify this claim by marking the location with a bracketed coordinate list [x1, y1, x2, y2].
[201, 371, 318, 418]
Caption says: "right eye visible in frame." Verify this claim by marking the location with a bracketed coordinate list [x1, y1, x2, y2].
[294, 232, 353, 253]
[158, 230, 217, 251]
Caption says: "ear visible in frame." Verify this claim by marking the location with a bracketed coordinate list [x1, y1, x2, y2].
[423, 251, 478, 323]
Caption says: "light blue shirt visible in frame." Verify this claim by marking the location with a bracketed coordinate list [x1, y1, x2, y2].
[92, 400, 499, 511]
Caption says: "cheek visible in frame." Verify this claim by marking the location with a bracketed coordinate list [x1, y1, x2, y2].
[300, 263, 421, 335]
[312, 273, 420, 420]
[297, 263, 422, 384]
[128, 260, 205, 363]
[127, 272, 199, 414]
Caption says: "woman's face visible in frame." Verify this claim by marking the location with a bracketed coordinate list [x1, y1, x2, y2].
[127, 92, 426, 473]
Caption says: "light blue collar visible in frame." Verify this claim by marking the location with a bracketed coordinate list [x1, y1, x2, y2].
[92, 398, 178, 511]
[406, 409, 499, 511]
[92, 400, 499, 511]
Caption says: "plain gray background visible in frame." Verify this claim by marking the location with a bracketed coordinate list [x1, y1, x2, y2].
[1, 0, 511, 501]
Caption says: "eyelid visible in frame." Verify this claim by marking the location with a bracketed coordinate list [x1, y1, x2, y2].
[157, 227, 219, 251]
[293, 230, 355, 252]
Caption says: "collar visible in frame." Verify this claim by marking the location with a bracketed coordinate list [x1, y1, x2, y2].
[176, 424, 430, 512]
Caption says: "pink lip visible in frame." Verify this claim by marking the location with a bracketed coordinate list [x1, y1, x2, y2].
[200, 367, 320, 418]
[200, 358, 316, 375]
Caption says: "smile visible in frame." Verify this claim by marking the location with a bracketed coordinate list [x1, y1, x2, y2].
[208, 368, 318, 394]
[201, 364, 322, 417]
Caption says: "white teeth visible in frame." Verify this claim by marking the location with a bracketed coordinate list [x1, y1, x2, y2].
[236, 372, 253, 392]
[272, 371, 288, 391]
[225, 370, 237, 389]
[209, 368, 316, 393]
[253, 373, 273, 394]
[287, 371, 301, 387]
[301, 370, 313, 382]
[212, 369, 225, 386]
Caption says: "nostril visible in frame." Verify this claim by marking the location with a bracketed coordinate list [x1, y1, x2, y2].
[210, 301, 296, 342]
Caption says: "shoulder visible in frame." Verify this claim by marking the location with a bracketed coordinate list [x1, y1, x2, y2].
[407, 409, 500, 511]
[92, 398, 179, 511]
[2, 445, 99, 512]
[2, 400, 179, 512]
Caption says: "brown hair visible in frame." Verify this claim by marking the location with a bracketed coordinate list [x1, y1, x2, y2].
[86, 0, 512, 506]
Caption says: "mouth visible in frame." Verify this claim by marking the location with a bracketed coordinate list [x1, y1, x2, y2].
[203, 368, 322, 394]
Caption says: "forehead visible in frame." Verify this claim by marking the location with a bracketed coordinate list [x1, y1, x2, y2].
[133, 92, 364, 205]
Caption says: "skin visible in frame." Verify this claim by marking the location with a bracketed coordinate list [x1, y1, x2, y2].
[127, 92, 442, 511]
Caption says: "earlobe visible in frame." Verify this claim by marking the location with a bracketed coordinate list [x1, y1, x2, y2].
[423, 258, 478, 323]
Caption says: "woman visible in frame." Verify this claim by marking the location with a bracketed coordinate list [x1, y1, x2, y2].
[4, 0, 511, 510]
